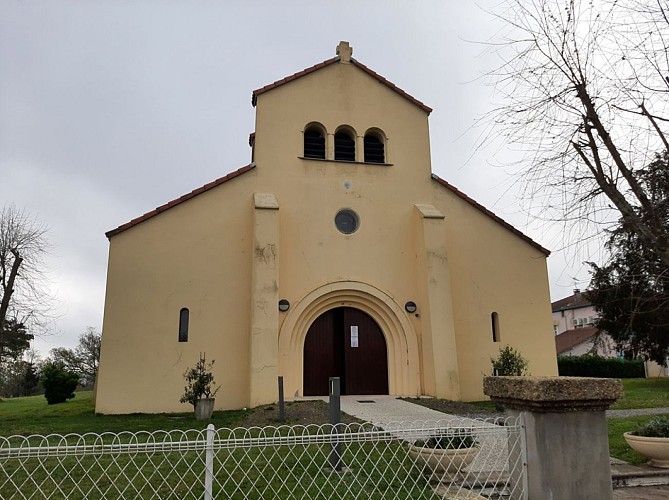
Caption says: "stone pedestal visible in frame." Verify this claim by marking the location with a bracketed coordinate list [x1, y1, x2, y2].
[484, 376, 622, 500]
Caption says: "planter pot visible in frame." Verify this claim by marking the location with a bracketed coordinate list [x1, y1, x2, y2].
[194, 398, 215, 420]
[408, 444, 479, 482]
[624, 432, 669, 468]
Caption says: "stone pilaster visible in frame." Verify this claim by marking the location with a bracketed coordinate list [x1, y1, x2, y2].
[249, 193, 280, 407]
[414, 204, 460, 400]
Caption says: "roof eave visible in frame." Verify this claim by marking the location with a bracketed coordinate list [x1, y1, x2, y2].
[106, 163, 255, 239]
[431, 174, 550, 256]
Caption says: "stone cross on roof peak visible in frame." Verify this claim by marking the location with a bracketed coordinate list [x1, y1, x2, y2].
[336, 41, 352, 63]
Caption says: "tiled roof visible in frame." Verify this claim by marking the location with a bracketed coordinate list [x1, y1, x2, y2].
[552, 291, 591, 312]
[430, 174, 551, 256]
[105, 164, 255, 239]
[251, 57, 432, 114]
[555, 326, 599, 354]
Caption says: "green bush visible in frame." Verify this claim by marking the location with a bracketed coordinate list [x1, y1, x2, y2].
[557, 354, 645, 378]
[491, 345, 529, 376]
[633, 417, 669, 438]
[413, 428, 477, 449]
[42, 362, 79, 405]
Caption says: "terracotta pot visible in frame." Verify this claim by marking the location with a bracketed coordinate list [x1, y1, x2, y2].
[194, 398, 215, 420]
[624, 432, 669, 468]
[408, 444, 478, 482]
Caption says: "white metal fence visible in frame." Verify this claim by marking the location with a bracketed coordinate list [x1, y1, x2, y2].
[0, 417, 525, 499]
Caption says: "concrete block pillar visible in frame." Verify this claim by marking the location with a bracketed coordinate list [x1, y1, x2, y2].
[414, 204, 460, 400]
[484, 376, 623, 500]
[249, 193, 280, 407]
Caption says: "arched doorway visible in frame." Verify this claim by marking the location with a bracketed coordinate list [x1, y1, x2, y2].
[303, 307, 389, 396]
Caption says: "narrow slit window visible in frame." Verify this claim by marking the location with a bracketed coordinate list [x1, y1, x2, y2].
[178, 308, 189, 342]
[304, 127, 325, 159]
[334, 131, 355, 161]
[364, 133, 385, 163]
[491, 312, 500, 343]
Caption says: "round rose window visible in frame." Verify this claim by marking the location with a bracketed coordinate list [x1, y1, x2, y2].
[334, 209, 360, 234]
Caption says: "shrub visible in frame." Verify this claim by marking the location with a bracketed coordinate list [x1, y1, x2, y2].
[41, 362, 79, 405]
[491, 345, 529, 376]
[557, 354, 644, 378]
[633, 417, 669, 438]
[180, 353, 219, 406]
[413, 428, 477, 449]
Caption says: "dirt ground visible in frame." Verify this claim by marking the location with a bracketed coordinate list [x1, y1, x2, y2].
[238, 398, 499, 427]
[239, 400, 361, 427]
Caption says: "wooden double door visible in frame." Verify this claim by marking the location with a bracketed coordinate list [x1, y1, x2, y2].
[303, 307, 389, 396]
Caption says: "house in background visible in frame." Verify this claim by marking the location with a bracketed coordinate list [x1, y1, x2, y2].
[552, 289, 669, 377]
[551, 289, 617, 357]
[95, 42, 559, 414]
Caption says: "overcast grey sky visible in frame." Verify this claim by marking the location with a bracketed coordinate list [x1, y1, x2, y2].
[0, 1, 595, 355]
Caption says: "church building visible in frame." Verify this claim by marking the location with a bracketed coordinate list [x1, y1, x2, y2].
[95, 42, 558, 414]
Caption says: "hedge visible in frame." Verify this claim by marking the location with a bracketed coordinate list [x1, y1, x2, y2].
[557, 354, 645, 378]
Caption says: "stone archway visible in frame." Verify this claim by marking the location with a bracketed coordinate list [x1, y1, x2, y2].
[278, 280, 420, 398]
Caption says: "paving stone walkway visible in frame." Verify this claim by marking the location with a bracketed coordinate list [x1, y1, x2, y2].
[308, 396, 669, 499]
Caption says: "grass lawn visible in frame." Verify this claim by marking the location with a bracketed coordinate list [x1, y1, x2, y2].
[611, 378, 669, 409]
[0, 391, 248, 436]
[0, 392, 435, 499]
[3, 379, 669, 468]
[608, 413, 669, 465]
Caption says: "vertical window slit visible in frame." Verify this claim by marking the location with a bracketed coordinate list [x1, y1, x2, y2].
[179, 308, 189, 342]
[491, 312, 500, 343]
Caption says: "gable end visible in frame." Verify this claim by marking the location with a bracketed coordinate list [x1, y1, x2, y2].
[106, 163, 255, 239]
[431, 173, 550, 256]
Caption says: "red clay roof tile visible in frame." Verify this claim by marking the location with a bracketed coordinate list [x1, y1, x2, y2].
[551, 291, 592, 312]
[105, 164, 255, 239]
[251, 56, 432, 114]
[431, 174, 550, 256]
[555, 326, 599, 354]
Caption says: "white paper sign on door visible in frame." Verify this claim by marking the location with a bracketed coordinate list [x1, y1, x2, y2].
[350, 326, 359, 347]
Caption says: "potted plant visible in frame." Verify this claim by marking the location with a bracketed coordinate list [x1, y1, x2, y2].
[490, 345, 529, 411]
[180, 353, 220, 420]
[408, 428, 479, 482]
[624, 417, 669, 468]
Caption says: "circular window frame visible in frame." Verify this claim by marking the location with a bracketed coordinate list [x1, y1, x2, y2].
[334, 208, 360, 235]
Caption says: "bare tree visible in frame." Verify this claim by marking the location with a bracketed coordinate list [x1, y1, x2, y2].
[484, 0, 669, 266]
[50, 327, 101, 388]
[0, 204, 51, 362]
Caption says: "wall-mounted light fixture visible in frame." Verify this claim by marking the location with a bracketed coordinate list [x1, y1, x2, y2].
[404, 301, 417, 314]
[278, 299, 290, 312]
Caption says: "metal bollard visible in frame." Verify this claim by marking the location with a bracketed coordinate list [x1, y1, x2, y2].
[329, 377, 342, 472]
[278, 376, 285, 422]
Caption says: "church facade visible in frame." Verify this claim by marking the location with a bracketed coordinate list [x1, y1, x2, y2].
[95, 42, 558, 414]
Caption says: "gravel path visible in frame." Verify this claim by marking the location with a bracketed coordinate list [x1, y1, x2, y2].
[607, 407, 669, 419]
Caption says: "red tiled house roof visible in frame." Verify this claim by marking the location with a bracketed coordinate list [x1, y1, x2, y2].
[555, 326, 599, 354]
[552, 291, 591, 312]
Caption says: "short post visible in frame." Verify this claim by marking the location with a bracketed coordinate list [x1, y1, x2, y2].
[204, 423, 215, 500]
[329, 377, 342, 471]
[484, 376, 622, 500]
[278, 376, 285, 422]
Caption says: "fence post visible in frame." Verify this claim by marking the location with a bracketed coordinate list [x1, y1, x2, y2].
[329, 376, 342, 471]
[484, 376, 622, 500]
[204, 423, 215, 500]
[278, 376, 285, 422]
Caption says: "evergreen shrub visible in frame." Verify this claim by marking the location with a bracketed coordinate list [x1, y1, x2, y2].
[557, 354, 644, 378]
[42, 362, 79, 405]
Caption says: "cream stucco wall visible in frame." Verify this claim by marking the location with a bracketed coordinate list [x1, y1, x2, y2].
[95, 53, 557, 414]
